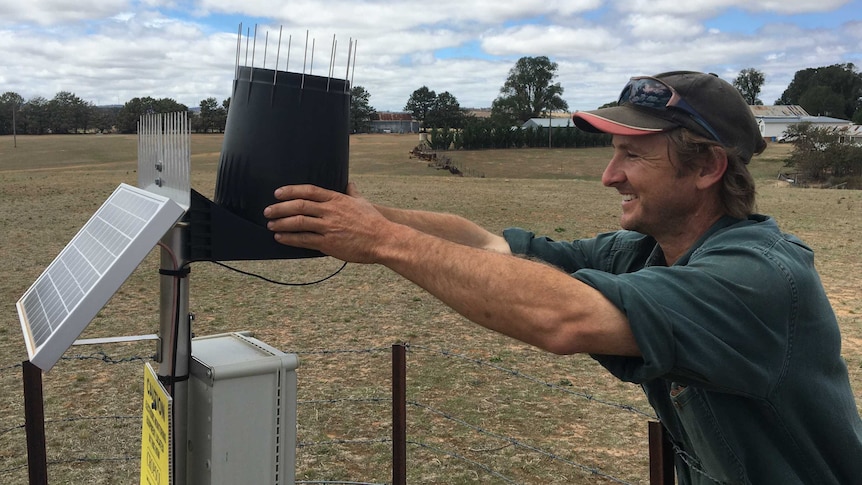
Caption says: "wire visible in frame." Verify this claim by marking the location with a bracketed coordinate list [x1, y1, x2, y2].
[156, 241, 182, 485]
[157, 242, 181, 396]
[201, 259, 348, 286]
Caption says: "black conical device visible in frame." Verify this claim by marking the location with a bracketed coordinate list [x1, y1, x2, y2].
[190, 44, 352, 261]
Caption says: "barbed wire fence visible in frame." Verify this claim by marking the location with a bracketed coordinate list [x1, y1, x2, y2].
[0, 342, 697, 484]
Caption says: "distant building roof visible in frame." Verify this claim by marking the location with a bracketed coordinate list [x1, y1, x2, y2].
[522, 118, 574, 129]
[749, 105, 810, 117]
[757, 115, 851, 125]
[750, 105, 851, 132]
[465, 108, 492, 118]
[373, 112, 414, 121]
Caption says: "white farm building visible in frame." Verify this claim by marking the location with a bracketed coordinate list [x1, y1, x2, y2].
[521, 117, 575, 129]
[750, 105, 853, 141]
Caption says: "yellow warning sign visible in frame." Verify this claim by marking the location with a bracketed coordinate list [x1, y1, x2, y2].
[140, 362, 172, 485]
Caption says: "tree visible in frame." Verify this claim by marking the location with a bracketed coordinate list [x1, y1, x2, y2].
[799, 86, 845, 117]
[196, 97, 226, 133]
[427, 91, 465, 130]
[776, 63, 862, 119]
[350, 86, 376, 133]
[93, 106, 120, 133]
[118, 97, 157, 133]
[0, 92, 24, 135]
[47, 91, 93, 134]
[117, 97, 189, 133]
[404, 86, 437, 131]
[783, 121, 862, 187]
[733, 68, 765, 105]
[491, 56, 568, 125]
[19, 97, 50, 135]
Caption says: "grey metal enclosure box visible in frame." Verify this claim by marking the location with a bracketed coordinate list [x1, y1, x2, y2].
[187, 332, 299, 484]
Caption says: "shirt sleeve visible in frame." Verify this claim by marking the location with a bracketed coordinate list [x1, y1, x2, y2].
[575, 244, 794, 397]
[503, 227, 653, 274]
[504, 224, 797, 397]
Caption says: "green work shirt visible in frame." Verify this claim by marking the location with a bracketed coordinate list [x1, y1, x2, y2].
[503, 215, 862, 484]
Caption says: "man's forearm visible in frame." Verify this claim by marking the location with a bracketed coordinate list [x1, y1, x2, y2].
[374, 223, 638, 356]
[374, 205, 510, 252]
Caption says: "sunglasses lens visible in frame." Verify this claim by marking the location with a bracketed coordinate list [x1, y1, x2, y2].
[616, 77, 723, 143]
[619, 78, 673, 108]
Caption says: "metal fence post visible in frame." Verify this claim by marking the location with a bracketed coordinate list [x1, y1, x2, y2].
[23, 361, 48, 485]
[392, 344, 407, 485]
[648, 420, 674, 485]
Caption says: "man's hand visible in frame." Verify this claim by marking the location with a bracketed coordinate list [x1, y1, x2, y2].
[264, 182, 390, 264]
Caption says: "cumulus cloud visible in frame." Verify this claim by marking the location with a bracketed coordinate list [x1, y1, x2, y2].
[614, 0, 851, 17]
[196, 0, 603, 29]
[1, 0, 859, 112]
[0, 0, 129, 27]
[482, 25, 620, 58]
[624, 14, 704, 39]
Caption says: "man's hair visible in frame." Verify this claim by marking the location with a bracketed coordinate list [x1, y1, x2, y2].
[665, 128, 757, 219]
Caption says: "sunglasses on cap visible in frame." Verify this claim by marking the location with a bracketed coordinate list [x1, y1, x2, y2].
[618, 76, 724, 144]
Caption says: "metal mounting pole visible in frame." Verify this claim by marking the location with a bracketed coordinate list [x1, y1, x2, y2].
[22, 361, 48, 485]
[649, 420, 674, 485]
[392, 344, 407, 485]
[158, 222, 191, 485]
[13, 104, 18, 148]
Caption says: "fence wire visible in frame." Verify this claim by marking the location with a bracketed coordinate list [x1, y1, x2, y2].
[0, 344, 703, 483]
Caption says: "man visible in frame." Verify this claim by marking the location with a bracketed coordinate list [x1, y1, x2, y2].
[264, 71, 862, 483]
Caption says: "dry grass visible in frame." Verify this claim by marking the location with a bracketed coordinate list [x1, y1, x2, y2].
[0, 134, 859, 484]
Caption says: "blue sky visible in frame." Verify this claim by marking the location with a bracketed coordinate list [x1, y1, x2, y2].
[1, 0, 860, 112]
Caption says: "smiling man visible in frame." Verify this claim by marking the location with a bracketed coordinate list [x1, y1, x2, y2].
[264, 71, 862, 483]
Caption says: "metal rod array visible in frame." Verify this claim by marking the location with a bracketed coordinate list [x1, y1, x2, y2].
[137, 111, 191, 207]
[233, 22, 356, 93]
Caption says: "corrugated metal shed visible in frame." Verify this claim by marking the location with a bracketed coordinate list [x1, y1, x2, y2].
[522, 118, 574, 129]
[749, 105, 810, 117]
[836, 124, 862, 144]
[374, 112, 414, 121]
[370, 111, 419, 133]
[750, 105, 853, 140]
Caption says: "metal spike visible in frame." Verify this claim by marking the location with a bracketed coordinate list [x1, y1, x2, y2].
[301, 30, 309, 90]
[263, 30, 269, 69]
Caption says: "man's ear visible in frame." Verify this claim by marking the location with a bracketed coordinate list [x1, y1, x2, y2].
[696, 146, 728, 190]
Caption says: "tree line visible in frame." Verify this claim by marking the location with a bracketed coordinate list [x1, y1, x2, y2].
[2, 61, 861, 137]
[0, 92, 230, 136]
[358, 61, 862, 134]
[426, 122, 610, 151]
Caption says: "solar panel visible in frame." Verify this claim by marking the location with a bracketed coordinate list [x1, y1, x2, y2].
[17, 183, 185, 371]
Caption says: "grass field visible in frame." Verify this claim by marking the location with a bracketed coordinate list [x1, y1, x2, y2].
[0, 133, 860, 484]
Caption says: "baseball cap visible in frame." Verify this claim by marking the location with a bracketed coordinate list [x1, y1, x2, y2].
[572, 71, 767, 163]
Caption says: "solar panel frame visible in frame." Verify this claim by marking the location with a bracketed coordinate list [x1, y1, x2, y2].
[17, 183, 185, 371]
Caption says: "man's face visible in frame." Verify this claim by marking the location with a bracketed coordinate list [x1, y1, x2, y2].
[602, 134, 701, 239]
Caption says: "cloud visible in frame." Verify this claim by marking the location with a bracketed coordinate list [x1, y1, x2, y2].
[741, 0, 851, 15]
[623, 14, 705, 39]
[195, 0, 603, 29]
[0, 0, 129, 27]
[482, 25, 620, 58]
[1, 0, 859, 112]
[613, 0, 851, 17]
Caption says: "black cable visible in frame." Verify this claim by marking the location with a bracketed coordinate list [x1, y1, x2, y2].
[170, 276, 182, 395]
[200, 259, 348, 286]
[170, 275, 182, 485]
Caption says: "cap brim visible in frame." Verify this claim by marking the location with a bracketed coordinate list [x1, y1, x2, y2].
[572, 106, 677, 136]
